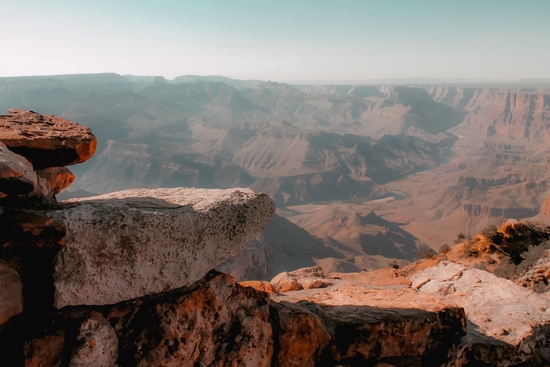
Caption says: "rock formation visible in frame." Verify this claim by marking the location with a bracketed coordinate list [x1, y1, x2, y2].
[0, 110, 277, 365]
[2, 109, 550, 366]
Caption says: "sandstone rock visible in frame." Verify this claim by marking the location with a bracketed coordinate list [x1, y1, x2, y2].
[51, 187, 275, 307]
[69, 312, 118, 367]
[109, 271, 273, 367]
[35, 167, 75, 200]
[24, 335, 64, 367]
[270, 267, 466, 365]
[0, 260, 23, 326]
[0, 109, 97, 168]
[270, 301, 331, 367]
[0, 141, 36, 198]
[239, 280, 275, 293]
[271, 272, 303, 293]
[411, 261, 550, 365]
[516, 249, 550, 293]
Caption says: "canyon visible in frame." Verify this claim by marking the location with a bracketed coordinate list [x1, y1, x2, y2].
[2, 74, 550, 275]
[2, 109, 550, 366]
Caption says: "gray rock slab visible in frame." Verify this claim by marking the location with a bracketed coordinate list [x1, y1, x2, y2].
[411, 261, 550, 365]
[52, 187, 275, 308]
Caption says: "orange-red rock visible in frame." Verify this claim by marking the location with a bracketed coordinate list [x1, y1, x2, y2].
[270, 266, 466, 366]
[24, 335, 64, 367]
[239, 280, 275, 293]
[0, 109, 97, 168]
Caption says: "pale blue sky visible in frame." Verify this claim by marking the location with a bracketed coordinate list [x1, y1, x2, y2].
[1, 0, 548, 81]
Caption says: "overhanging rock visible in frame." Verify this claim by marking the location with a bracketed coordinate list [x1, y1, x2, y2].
[51, 187, 275, 308]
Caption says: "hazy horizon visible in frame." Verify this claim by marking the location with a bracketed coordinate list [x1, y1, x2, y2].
[1, 0, 549, 81]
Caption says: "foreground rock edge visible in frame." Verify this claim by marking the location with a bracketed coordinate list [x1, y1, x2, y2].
[51, 187, 276, 308]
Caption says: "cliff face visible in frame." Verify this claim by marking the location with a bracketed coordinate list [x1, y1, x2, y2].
[425, 86, 550, 141]
[461, 204, 540, 218]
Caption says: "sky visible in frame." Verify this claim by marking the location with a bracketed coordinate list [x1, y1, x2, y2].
[1, 0, 549, 82]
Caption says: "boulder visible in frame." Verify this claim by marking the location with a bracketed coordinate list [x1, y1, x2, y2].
[109, 271, 273, 367]
[238, 280, 275, 293]
[0, 260, 23, 326]
[0, 141, 36, 198]
[270, 267, 467, 366]
[50, 187, 275, 307]
[69, 313, 118, 367]
[410, 261, 550, 366]
[0, 109, 96, 168]
[271, 266, 332, 293]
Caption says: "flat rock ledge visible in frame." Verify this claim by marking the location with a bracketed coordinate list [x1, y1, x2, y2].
[0, 109, 97, 168]
[411, 261, 550, 366]
[267, 267, 467, 365]
[51, 187, 275, 308]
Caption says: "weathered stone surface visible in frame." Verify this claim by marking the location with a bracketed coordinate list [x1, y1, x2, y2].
[516, 248, 550, 293]
[271, 272, 303, 293]
[24, 335, 64, 367]
[0, 141, 36, 198]
[239, 280, 275, 294]
[69, 312, 118, 367]
[0, 260, 23, 326]
[35, 167, 75, 200]
[0, 109, 97, 168]
[51, 187, 275, 307]
[271, 266, 333, 293]
[411, 261, 550, 366]
[109, 271, 273, 367]
[270, 267, 466, 366]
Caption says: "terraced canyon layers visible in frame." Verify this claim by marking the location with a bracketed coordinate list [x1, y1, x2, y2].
[2, 110, 550, 366]
[2, 74, 550, 272]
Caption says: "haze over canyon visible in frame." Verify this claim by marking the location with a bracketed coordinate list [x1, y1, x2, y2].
[2, 73, 550, 279]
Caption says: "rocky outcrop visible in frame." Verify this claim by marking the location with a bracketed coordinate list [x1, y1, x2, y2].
[516, 249, 550, 293]
[4, 109, 550, 367]
[50, 187, 275, 307]
[269, 267, 467, 366]
[0, 109, 97, 168]
[0, 140, 37, 199]
[458, 175, 521, 189]
[411, 262, 550, 366]
[0, 259, 23, 325]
